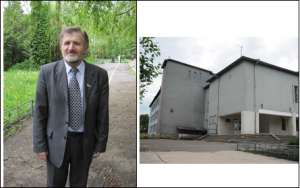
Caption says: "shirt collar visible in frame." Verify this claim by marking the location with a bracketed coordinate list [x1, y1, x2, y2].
[64, 60, 85, 75]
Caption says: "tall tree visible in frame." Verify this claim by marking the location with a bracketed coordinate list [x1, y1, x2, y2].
[3, 1, 30, 71]
[49, 1, 63, 62]
[140, 114, 149, 133]
[30, 1, 51, 68]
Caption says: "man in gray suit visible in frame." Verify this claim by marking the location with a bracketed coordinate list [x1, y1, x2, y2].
[33, 26, 109, 187]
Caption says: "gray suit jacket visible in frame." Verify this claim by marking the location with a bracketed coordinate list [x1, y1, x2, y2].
[33, 59, 109, 168]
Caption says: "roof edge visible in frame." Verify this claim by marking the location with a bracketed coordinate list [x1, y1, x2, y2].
[206, 56, 299, 82]
[162, 59, 213, 74]
[149, 88, 161, 107]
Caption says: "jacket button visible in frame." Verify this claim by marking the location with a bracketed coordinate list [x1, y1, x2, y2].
[64, 137, 67, 140]
[65, 121, 69, 124]
[85, 139, 87, 142]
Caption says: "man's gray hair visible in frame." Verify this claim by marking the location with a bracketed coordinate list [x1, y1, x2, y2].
[59, 26, 89, 47]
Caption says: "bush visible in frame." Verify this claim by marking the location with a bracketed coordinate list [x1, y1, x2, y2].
[9, 59, 36, 71]
[287, 137, 299, 145]
[126, 54, 132, 59]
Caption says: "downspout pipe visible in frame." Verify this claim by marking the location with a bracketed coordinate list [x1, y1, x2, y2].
[213, 74, 220, 135]
[254, 59, 260, 134]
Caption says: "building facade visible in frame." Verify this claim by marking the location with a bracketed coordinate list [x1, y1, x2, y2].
[148, 56, 299, 138]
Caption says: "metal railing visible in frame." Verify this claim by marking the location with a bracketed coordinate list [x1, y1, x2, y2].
[3, 99, 35, 128]
[237, 140, 299, 161]
[256, 133, 281, 141]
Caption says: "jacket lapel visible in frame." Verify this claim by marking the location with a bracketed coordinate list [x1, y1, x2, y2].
[54, 60, 68, 104]
[84, 61, 96, 114]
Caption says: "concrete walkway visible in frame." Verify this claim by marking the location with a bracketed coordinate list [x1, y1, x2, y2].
[140, 139, 298, 164]
[140, 151, 298, 164]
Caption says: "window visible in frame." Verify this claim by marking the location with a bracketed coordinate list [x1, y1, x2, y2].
[213, 115, 217, 124]
[294, 86, 298, 103]
[194, 72, 196, 78]
[199, 73, 202, 79]
[226, 119, 230, 122]
[189, 71, 191, 77]
[209, 116, 212, 125]
[282, 118, 286, 131]
[296, 119, 299, 132]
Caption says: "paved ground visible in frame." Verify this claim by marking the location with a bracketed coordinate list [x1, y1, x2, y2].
[3, 62, 136, 187]
[139, 139, 298, 164]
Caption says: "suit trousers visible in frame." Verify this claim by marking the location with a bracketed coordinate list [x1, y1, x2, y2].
[46, 133, 89, 187]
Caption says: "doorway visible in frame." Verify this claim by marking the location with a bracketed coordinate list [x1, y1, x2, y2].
[234, 119, 241, 135]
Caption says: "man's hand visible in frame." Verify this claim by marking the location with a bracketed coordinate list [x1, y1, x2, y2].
[37, 152, 48, 162]
[93, 152, 101, 158]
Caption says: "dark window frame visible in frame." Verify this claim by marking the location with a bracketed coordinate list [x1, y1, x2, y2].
[282, 118, 286, 131]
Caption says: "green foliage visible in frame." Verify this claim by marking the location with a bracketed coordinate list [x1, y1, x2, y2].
[139, 37, 162, 103]
[287, 137, 299, 145]
[3, 1, 30, 71]
[3, 1, 136, 71]
[84, 49, 91, 59]
[9, 59, 37, 71]
[30, 1, 51, 69]
[49, 2, 63, 62]
[90, 51, 95, 59]
[66, 1, 136, 59]
[98, 48, 104, 59]
[140, 114, 149, 133]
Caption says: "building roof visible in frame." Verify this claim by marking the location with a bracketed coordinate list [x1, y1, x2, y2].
[162, 59, 213, 74]
[206, 56, 299, 82]
[149, 88, 161, 107]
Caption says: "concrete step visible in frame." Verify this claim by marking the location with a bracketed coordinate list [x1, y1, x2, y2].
[202, 134, 298, 143]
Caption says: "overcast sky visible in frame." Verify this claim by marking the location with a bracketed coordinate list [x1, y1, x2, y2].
[139, 37, 298, 115]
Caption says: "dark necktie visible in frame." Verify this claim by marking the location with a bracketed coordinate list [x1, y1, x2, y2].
[68, 67, 82, 131]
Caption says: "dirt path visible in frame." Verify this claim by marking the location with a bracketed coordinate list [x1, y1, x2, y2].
[3, 62, 136, 187]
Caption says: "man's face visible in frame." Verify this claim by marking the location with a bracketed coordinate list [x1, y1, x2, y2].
[61, 32, 89, 66]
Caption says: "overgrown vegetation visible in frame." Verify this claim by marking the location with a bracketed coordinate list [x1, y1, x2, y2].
[287, 137, 299, 145]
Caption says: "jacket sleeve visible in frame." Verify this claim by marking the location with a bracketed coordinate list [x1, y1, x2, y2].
[33, 66, 49, 153]
[94, 70, 109, 152]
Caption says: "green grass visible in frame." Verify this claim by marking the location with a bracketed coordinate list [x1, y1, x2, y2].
[128, 67, 136, 76]
[84, 57, 103, 64]
[3, 69, 39, 112]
